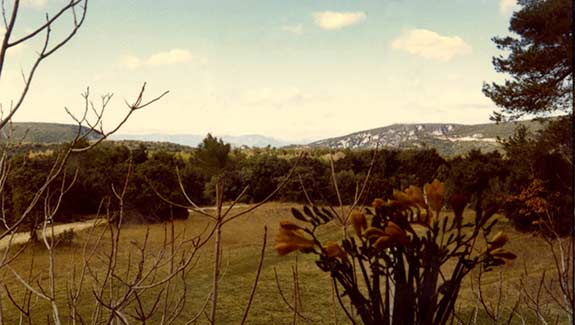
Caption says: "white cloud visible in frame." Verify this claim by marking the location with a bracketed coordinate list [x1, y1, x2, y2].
[120, 49, 197, 69]
[147, 49, 193, 66]
[499, 0, 518, 14]
[281, 24, 303, 35]
[391, 28, 472, 61]
[22, 0, 48, 9]
[313, 11, 366, 30]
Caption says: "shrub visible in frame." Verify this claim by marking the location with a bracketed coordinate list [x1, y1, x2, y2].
[500, 117, 573, 236]
[55, 229, 74, 247]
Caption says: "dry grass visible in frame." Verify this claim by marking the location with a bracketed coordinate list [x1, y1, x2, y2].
[0, 203, 571, 324]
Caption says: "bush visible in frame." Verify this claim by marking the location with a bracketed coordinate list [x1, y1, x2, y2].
[500, 117, 573, 236]
[55, 229, 74, 247]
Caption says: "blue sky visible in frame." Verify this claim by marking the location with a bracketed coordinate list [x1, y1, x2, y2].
[1, 0, 520, 140]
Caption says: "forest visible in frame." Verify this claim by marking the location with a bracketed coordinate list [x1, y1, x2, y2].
[6, 117, 573, 237]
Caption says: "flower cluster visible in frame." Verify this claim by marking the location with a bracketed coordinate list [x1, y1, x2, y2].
[275, 221, 315, 256]
[275, 179, 518, 324]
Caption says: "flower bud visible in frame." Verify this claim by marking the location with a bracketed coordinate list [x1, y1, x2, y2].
[324, 241, 347, 260]
[487, 231, 509, 251]
[372, 198, 385, 209]
[351, 210, 367, 237]
[373, 236, 393, 250]
[424, 179, 445, 213]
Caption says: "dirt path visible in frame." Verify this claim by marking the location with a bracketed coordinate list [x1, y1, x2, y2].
[0, 219, 107, 250]
[189, 204, 249, 212]
[0, 204, 248, 249]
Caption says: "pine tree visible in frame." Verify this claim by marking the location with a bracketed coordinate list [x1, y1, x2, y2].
[483, 0, 573, 121]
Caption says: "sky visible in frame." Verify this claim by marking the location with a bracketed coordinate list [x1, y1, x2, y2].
[0, 0, 521, 141]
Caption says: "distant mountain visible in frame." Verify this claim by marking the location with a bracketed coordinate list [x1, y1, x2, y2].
[0, 123, 303, 148]
[306, 120, 546, 156]
[110, 133, 298, 148]
[1, 122, 103, 144]
[4, 120, 549, 156]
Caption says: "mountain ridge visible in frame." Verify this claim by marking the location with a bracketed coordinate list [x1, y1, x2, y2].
[304, 120, 545, 156]
[3, 120, 548, 156]
[1, 122, 103, 144]
[109, 133, 303, 148]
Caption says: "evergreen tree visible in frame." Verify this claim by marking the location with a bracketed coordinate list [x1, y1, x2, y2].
[483, 0, 573, 121]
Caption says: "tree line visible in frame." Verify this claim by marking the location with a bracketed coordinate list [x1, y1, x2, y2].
[5, 116, 571, 236]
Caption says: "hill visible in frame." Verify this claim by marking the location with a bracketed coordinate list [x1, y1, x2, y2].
[306, 120, 546, 156]
[110, 133, 300, 148]
[3, 120, 551, 157]
[1, 122, 103, 144]
[1, 123, 300, 149]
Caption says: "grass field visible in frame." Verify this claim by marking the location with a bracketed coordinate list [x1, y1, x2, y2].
[0, 203, 571, 324]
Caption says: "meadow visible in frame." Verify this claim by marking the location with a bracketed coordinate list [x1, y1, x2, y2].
[0, 203, 570, 324]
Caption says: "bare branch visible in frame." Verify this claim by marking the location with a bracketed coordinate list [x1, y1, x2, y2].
[240, 226, 267, 325]
[273, 267, 313, 322]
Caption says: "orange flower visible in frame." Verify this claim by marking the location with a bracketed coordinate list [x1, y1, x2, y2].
[404, 185, 427, 209]
[350, 210, 367, 237]
[276, 225, 315, 256]
[393, 189, 413, 207]
[276, 243, 306, 256]
[372, 198, 385, 209]
[383, 221, 409, 246]
[424, 179, 445, 213]
[364, 223, 409, 247]
[324, 241, 347, 260]
[392, 186, 427, 210]
[363, 227, 386, 241]
[373, 235, 393, 250]
[365, 222, 410, 249]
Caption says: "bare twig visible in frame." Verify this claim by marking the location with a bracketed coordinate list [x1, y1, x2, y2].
[240, 226, 267, 325]
[273, 266, 313, 322]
